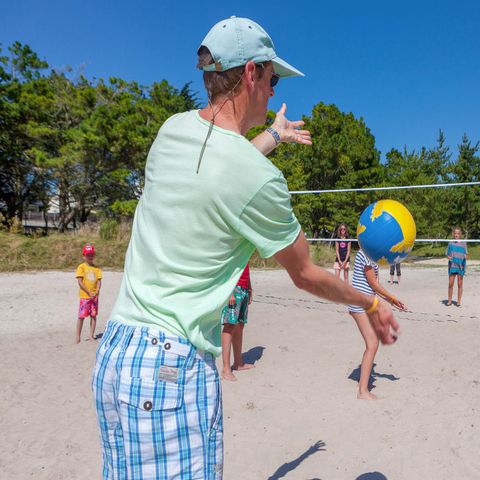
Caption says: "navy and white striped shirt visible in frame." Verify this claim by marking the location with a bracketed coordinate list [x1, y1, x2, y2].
[351, 250, 378, 296]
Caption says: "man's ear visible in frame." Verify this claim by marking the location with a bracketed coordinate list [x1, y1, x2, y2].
[243, 61, 257, 90]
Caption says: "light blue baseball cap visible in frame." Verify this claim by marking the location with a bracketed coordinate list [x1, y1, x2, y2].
[198, 16, 304, 78]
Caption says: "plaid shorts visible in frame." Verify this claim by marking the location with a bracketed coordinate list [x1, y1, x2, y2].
[92, 321, 223, 479]
[220, 286, 250, 325]
[79, 297, 98, 318]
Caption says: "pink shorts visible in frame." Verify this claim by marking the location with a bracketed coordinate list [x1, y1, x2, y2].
[334, 261, 350, 270]
[78, 297, 98, 319]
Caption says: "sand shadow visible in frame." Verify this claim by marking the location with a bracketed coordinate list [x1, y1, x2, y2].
[348, 363, 399, 390]
[355, 472, 388, 480]
[94, 332, 104, 340]
[267, 440, 326, 480]
[242, 346, 265, 365]
[441, 299, 458, 306]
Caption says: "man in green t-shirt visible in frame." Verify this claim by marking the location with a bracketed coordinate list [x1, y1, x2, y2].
[93, 16, 400, 480]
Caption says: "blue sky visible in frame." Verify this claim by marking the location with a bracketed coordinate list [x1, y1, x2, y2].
[2, 0, 479, 158]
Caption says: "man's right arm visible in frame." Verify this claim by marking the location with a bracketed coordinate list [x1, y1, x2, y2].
[274, 231, 400, 344]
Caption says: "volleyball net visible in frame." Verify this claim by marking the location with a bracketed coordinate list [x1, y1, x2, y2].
[289, 181, 480, 244]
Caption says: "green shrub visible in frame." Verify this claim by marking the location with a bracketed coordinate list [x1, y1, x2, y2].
[8, 217, 23, 234]
[111, 199, 138, 218]
[99, 219, 119, 240]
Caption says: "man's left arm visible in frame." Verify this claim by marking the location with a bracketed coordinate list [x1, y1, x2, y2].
[251, 103, 311, 155]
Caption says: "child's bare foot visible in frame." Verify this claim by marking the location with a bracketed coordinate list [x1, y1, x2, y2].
[446, 301, 452, 306]
[221, 371, 237, 382]
[88, 336, 96, 342]
[75, 337, 81, 344]
[233, 363, 255, 371]
[357, 391, 378, 400]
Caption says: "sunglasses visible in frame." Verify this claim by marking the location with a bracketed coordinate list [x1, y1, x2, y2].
[257, 63, 280, 88]
[270, 72, 280, 88]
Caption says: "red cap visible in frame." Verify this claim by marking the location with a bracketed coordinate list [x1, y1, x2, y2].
[83, 244, 95, 256]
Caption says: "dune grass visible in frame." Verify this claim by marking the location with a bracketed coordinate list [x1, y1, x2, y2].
[0, 231, 129, 272]
[0, 230, 477, 273]
[0, 230, 338, 272]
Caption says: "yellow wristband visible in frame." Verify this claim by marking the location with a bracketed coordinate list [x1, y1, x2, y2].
[366, 297, 379, 314]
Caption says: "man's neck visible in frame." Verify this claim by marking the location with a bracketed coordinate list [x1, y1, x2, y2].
[198, 96, 251, 136]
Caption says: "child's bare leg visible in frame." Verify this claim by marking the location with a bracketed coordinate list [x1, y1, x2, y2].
[335, 268, 340, 278]
[89, 316, 97, 341]
[447, 275, 455, 305]
[232, 323, 254, 371]
[457, 275, 464, 306]
[75, 318, 84, 343]
[343, 268, 349, 283]
[221, 324, 237, 381]
[351, 312, 379, 400]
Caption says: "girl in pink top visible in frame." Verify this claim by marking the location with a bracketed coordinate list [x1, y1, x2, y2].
[334, 224, 351, 282]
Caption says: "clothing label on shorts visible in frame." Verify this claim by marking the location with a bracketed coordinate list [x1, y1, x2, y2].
[158, 366, 179, 383]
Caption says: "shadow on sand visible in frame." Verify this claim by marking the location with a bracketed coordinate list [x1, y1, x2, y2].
[348, 363, 399, 390]
[267, 440, 326, 480]
[242, 346, 265, 365]
[355, 472, 388, 480]
[441, 299, 459, 306]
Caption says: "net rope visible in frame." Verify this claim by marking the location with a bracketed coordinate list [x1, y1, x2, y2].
[288, 181, 480, 243]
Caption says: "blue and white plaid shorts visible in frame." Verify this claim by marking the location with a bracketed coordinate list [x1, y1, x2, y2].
[92, 321, 223, 479]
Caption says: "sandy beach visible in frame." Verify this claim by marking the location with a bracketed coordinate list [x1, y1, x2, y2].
[1, 263, 479, 479]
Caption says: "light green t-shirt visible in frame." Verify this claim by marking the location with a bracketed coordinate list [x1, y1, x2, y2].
[110, 110, 301, 356]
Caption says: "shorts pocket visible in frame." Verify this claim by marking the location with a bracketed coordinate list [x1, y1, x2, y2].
[140, 332, 192, 370]
[118, 375, 184, 411]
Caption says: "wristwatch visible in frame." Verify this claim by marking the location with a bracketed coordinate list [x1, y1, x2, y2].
[266, 127, 281, 145]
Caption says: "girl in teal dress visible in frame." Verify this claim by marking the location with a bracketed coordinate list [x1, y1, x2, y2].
[446, 227, 467, 306]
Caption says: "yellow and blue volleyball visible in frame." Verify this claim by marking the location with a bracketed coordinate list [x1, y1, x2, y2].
[357, 199, 416, 265]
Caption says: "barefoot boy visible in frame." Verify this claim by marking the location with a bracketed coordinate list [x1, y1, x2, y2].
[221, 263, 254, 381]
[75, 244, 102, 343]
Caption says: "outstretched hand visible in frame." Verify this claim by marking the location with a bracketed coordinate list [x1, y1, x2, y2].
[272, 103, 312, 145]
[367, 299, 400, 345]
[391, 297, 406, 311]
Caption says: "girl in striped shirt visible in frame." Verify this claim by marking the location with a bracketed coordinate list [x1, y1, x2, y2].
[446, 227, 467, 307]
[348, 249, 406, 400]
